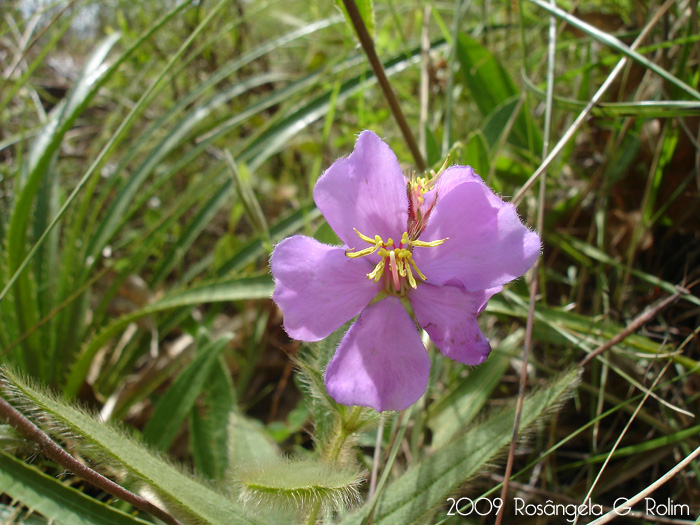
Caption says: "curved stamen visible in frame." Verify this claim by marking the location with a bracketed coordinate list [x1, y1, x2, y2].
[343, 228, 447, 295]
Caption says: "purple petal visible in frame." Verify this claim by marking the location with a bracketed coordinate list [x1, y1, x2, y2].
[422, 165, 483, 213]
[314, 131, 408, 249]
[271, 235, 381, 341]
[413, 181, 540, 291]
[410, 284, 497, 365]
[324, 297, 430, 412]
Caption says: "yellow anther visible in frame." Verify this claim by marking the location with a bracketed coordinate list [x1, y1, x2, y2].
[367, 259, 385, 282]
[408, 257, 427, 281]
[410, 237, 448, 248]
[345, 245, 380, 258]
[344, 228, 447, 295]
[405, 263, 417, 289]
[346, 228, 384, 258]
[397, 258, 406, 277]
[354, 228, 380, 245]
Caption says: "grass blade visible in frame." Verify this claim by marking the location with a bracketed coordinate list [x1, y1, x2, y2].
[0, 450, 151, 525]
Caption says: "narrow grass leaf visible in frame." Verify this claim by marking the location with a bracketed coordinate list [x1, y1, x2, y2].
[65, 275, 273, 398]
[143, 335, 232, 451]
[341, 368, 580, 525]
[0, 451, 150, 525]
[527, 0, 700, 101]
[522, 73, 700, 117]
[428, 337, 513, 449]
[190, 357, 237, 481]
[462, 130, 490, 176]
[4, 34, 120, 377]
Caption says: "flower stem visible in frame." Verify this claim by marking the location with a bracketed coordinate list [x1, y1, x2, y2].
[341, 0, 426, 172]
[327, 406, 364, 463]
[369, 415, 385, 497]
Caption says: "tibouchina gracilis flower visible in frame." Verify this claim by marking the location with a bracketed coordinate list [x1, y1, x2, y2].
[271, 131, 540, 412]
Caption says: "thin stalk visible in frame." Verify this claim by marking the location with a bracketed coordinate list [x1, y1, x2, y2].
[0, 396, 181, 525]
[364, 409, 410, 525]
[341, 0, 426, 171]
[586, 449, 700, 524]
[572, 359, 673, 524]
[495, 2, 555, 522]
[512, 0, 677, 205]
[368, 415, 385, 498]
[441, 0, 464, 156]
[419, 5, 431, 161]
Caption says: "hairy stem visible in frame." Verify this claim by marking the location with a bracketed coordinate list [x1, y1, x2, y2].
[327, 406, 364, 463]
[0, 395, 182, 525]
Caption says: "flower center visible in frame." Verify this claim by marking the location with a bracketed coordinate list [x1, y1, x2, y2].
[345, 228, 447, 296]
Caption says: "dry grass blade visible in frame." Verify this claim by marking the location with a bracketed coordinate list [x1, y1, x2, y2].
[572, 359, 673, 524]
[580, 287, 688, 367]
[586, 444, 700, 525]
[512, 0, 677, 205]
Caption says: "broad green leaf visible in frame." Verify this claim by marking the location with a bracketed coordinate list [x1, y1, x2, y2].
[424, 125, 441, 168]
[143, 335, 232, 451]
[0, 368, 265, 525]
[0, 450, 150, 525]
[456, 33, 541, 153]
[341, 368, 580, 525]
[462, 130, 490, 176]
[238, 456, 361, 516]
[229, 411, 279, 465]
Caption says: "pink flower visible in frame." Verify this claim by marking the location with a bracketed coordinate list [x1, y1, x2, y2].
[270, 131, 540, 412]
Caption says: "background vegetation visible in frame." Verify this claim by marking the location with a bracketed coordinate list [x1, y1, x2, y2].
[0, 0, 698, 523]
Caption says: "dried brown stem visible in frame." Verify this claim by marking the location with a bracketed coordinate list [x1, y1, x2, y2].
[580, 287, 687, 367]
[341, 0, 426, 172]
